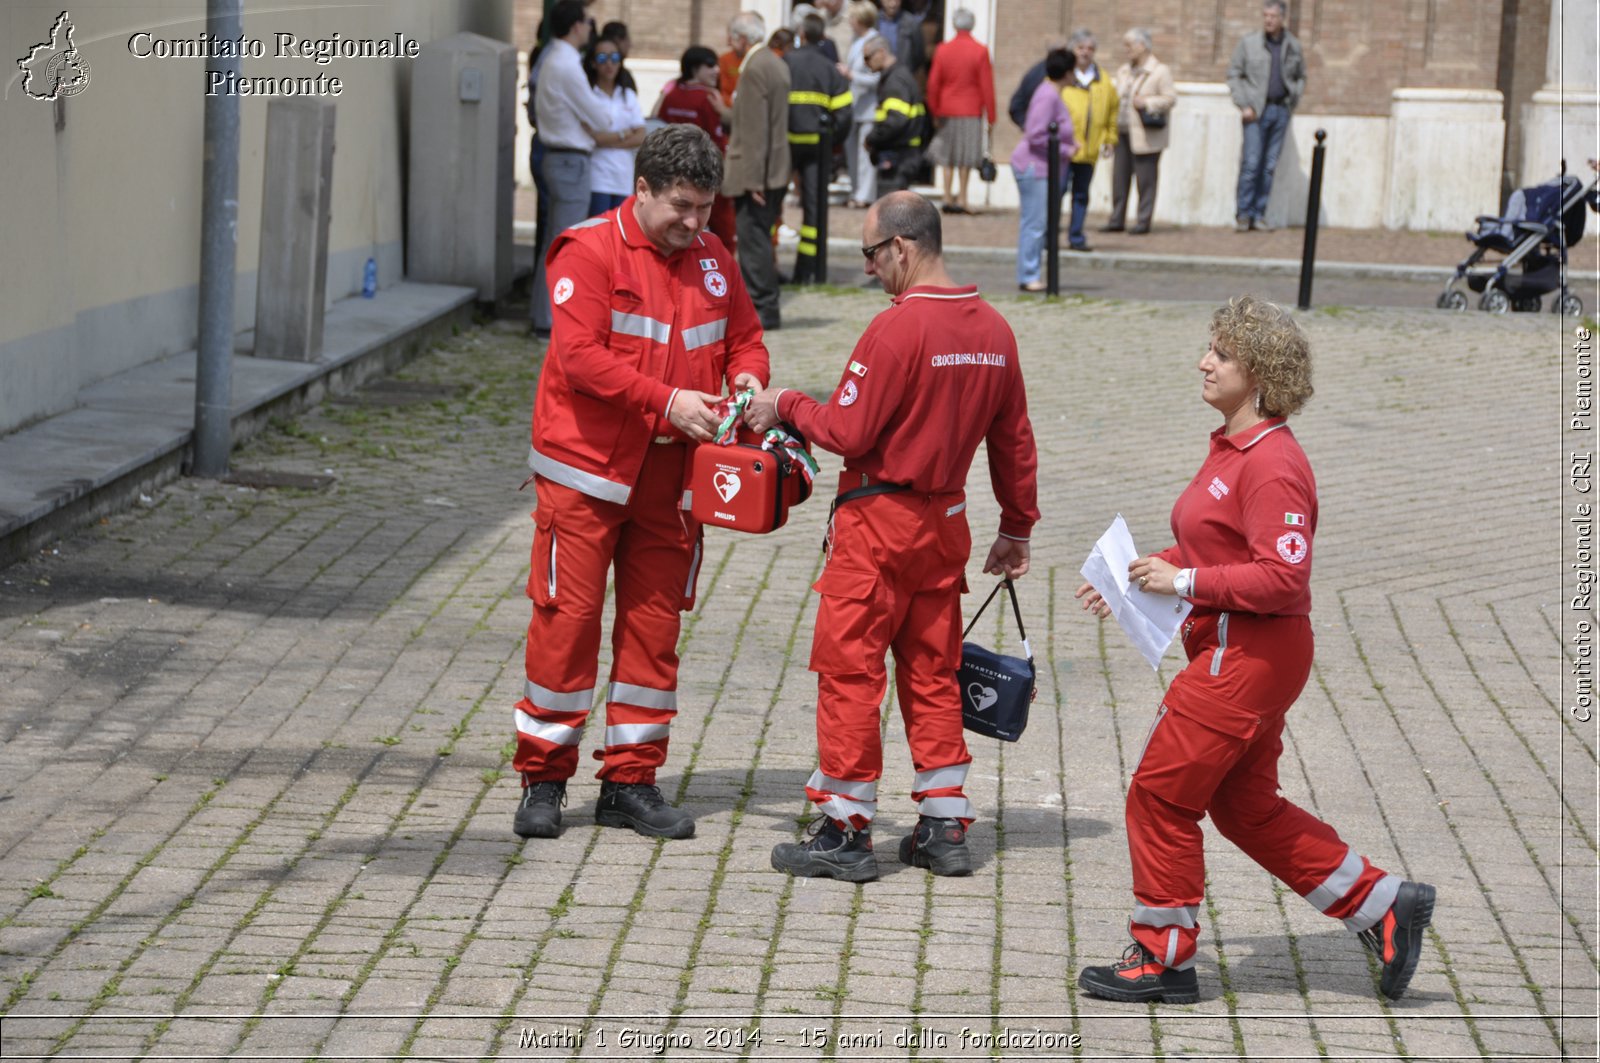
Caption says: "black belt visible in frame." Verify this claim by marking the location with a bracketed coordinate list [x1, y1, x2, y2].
[1266, 97, 1287, 106]
[544, 145, 591, 156]
[824, 476, 911, 551]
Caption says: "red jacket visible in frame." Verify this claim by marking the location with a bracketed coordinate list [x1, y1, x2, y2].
[926, 30, 995, 122]
[1156, 418, 1316, 616]
[776, 285, 1038, 540]
[530, 200, 769, 505]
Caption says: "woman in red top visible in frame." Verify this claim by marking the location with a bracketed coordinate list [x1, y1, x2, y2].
[654, 46, 737, 251]
[1075, 296, 1435, 1005]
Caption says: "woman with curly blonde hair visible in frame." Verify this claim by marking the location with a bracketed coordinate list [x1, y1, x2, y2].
[1075, 295, 1435, 1006]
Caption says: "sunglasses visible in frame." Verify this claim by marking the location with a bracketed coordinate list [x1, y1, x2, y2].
[594, 52, 622, 63]
[861, 235, 908, 259]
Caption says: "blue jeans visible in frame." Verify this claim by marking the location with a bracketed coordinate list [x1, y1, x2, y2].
[1066, 160, 1095, 248]
[1014, 164, 1066, 285]
[530, 151, 593, 331]
[1236, 102, 1290, 221]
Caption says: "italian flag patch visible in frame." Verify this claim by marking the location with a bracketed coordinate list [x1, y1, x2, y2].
[1284, 512, 1306, 526]
[848, 360, 869, 377]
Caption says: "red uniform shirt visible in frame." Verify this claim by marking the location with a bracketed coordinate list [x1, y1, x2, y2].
[659, 81, 727, 151]
[530, 199, 769, 505]
[775, 285, 1039, 539]
[1157, 418, 1316, 616]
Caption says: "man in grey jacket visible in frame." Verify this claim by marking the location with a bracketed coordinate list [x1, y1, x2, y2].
[722, 11, 791, 330]
[1226, 0, 1306, 232]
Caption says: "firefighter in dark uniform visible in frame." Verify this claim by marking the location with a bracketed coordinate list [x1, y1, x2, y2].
[785, 13, 853, 284]
[862, 31, 929, 195]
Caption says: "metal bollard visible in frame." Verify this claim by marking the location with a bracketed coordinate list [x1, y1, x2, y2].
[1297, 129, 1327, 311]
[816, 112, 831, 286]
[1046, 120, 1061, 297]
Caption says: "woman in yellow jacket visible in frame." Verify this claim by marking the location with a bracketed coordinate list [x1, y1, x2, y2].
[1059, 29, 1119, 251]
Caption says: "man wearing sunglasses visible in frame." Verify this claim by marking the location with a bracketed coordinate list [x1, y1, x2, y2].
[745, 191, 1039, 882]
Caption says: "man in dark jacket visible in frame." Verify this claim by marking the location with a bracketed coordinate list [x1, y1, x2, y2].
[862, 35, 928, 195]
[1007, 34, 1069, 128]
[786, 13, 853, 283]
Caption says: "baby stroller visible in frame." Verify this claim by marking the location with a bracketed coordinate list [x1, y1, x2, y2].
[1437, 168, 1596, 315]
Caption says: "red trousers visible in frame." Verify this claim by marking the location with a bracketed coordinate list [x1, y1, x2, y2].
[1127, 611, 1399, 968]
[803, 482, 976, 830]
[512, 444, 701, 784]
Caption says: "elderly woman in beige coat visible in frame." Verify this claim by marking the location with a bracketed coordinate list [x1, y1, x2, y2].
[1102, 28, 1176, 234]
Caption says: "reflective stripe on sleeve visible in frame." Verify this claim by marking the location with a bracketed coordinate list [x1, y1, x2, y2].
[610, 310, 672, 344]
[515, 707, 584, 746]
[878, 97, 924, 117]
[829, 91, 853, 109]
[789, 90, 830, 106]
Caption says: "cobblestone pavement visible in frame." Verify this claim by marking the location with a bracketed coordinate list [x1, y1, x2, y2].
[0, 291, 1591, 1061]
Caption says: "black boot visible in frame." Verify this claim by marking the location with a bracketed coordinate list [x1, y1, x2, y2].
[595, 781, 695, 839]
[513, 779, 566, 839]
[897, 816, 973, 876]
[1078, 943, 1200, 1004]
[1358, 880, 1436, 1000]
[771, 819, 878, 881]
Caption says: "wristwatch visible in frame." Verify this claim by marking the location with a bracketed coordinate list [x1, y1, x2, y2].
[1173, 568, 1194, 599]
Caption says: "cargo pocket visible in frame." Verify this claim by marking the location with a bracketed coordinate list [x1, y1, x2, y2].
[529, 508, 559, 608]
[808, 564, 880, 675]
[1130, 699, 1260, 813]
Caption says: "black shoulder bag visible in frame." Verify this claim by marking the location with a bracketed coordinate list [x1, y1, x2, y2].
[957, 577, 1037, 742]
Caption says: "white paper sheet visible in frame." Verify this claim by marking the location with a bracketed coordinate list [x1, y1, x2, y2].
[1080, 514, 1192, 670]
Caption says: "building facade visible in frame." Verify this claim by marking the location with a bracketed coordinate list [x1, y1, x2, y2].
[525, 0, 1596, 228]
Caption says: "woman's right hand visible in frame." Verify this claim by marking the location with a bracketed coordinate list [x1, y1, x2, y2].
[1075, 582, 1111, 618]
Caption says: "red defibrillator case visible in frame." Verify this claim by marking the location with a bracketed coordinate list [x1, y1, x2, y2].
[690, 426, 813, 534]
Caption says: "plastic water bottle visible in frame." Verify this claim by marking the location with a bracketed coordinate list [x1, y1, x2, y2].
[362, 257, 377, 298]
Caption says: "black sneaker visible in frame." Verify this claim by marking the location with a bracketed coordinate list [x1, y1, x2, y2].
[897, 816, 973, 876]
[771, 819, 878, 881]
[595, 781, 695, 839]
[1078, 943, 1200, 1004]
[513, 779, 566, 839]
[1358, 880, 1435, 1000]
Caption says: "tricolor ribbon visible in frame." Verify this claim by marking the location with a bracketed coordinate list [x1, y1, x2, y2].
[710, 388, 817, 485]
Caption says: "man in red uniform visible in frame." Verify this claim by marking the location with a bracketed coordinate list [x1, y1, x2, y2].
[514, 125, 770, 841]
[745, 191, 1039, 881]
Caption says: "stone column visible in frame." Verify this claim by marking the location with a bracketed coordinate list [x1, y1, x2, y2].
[1521, 0, 1599, 186]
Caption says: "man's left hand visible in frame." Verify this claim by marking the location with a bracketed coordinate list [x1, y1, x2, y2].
[983, 537, 1030, 579]
[732, 373, 764, 394]
[744, 387, 783, 433]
